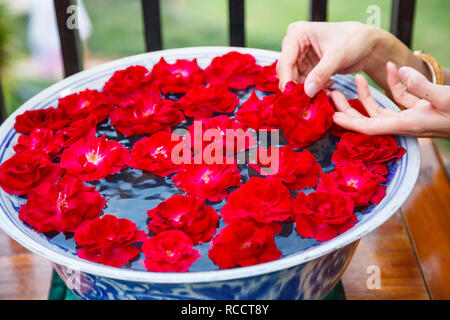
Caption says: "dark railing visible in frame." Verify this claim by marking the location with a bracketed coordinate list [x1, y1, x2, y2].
[0, 0, 417, 123]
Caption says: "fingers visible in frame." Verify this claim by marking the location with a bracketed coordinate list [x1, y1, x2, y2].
[398, 66, 448, 106]
[278, 35, 302, 91]
[331, 91, 365, 118]
[304, 53, 340, 97]
[355, 74, 396, 116]
[386, 62, 420, 107]
[333, 112, 404, 136]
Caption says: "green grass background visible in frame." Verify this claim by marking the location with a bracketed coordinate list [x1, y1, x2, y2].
[3, 0, 450, 114]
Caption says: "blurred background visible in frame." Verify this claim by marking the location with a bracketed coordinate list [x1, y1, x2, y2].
[0, 0, 449, 115]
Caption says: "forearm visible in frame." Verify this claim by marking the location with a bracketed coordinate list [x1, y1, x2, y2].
[363, 28, 432, 92]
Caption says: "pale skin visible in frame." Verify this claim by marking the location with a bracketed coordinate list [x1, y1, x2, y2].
[277, 21, 450, 139]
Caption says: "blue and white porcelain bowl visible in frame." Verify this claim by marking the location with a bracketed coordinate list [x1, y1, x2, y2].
[0, 47, 420, 300]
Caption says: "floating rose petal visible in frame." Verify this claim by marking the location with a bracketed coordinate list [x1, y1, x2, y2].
[60, 134, 129, 181]
[317, 161, 387, 206]
[57, 89, 114, 123]
[172, 161, 241, 202]
[0, 149, 63, 195]
[250, 146, 321, 190]
[293, 191, 357, 242]
[147, 194, 219, 244]
[204, 51, 260, 90]
[329, 99, 369, 136]
[14, 107, 70, 134]
[274, 82, 334, 148]
[74, 215, 147, 267]
[141, 230, 200, 272]
[332, 132, 406, 164]
[220, 177, 292, 231]
[18, 177, 106, 233]
[235, 91, 280, 130]
[109, 93, 184, 136]
[178, 84, 239, 118]
[14, 128, 64, 156]
[255, 61, 279, 92]
[128, 131, 189, 177]
[208, 219, 281, 269]
[103, 65, 153, 107]
[151, 58, 204, 94]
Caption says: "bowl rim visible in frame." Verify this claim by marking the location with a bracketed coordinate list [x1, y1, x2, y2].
[0, 46, 421, 284]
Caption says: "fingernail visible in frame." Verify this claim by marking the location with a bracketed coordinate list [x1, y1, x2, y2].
[398, 67, 409, 81]
[305, 82, 318, 97]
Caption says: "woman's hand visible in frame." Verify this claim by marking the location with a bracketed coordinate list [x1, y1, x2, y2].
[277, 21, 432, 97]
[332, 62, 450, 139]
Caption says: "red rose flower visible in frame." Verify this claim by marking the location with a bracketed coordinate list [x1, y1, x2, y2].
[103, 65, 152, 107]
[293, 191, 357, 241]
[254, 61, 279, 92]
[14, 107, 70, 134]
[14, 128, 64, 156]
[128, 131, 189, 177]
[332, 132, 406, 164]
[0, 149, 63, 195]
[250, 146, 321, 190]
[187, 115, 256, 155]
[235, 91, 281, 130]
[172, 161, 241, 202]
[60, 134, 129, 181]
[147, 195, 219, 244]
[317, 161, 387, 206]
[74, 215, 147, 267]
[274, 82, 335, 148]
[208, 219, 281, 269]
[55, 115, 98, 149]
[204, 51, 260, 90]
[220, 177, 292, 230]
[178, 84, 239, 118]
[329, 99, 368, 136]
[18, 177, 106, 233]
[109, 94, 184, 136]
[57, 89, 114, 123]
[141, 230, 200, 272]
[151, 58, 204, 94]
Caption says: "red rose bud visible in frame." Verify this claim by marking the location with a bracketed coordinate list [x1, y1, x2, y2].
[208, 219, 281, 269]
[57, 89, 114, 123]
[142, 230, 200, 272]
[220, 177, 293, 230]
[75, 215, 147, 267]
[109, 93, 184, 136]
[151, 58, 204, 94]
[172, 161, 241, 202]
[317, 161, 387, 206]
[178, 84, 239, 118]
[332, 132, 406, 164]
[147, 194, 219, 244]
[0, 149, 63, 195]
[293, 191, 357, 242]
[274, 81, 335, 148]
[60, 134, 129, 181]
[103, 65, 152, 107]
[205, 51, 260, 90]
[18, 177, 106, 233]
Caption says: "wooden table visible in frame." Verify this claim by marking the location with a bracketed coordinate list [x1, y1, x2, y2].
[0, 138, 449, 300]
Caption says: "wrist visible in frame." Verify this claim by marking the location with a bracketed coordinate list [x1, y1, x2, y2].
[363, 28, 396, 74]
